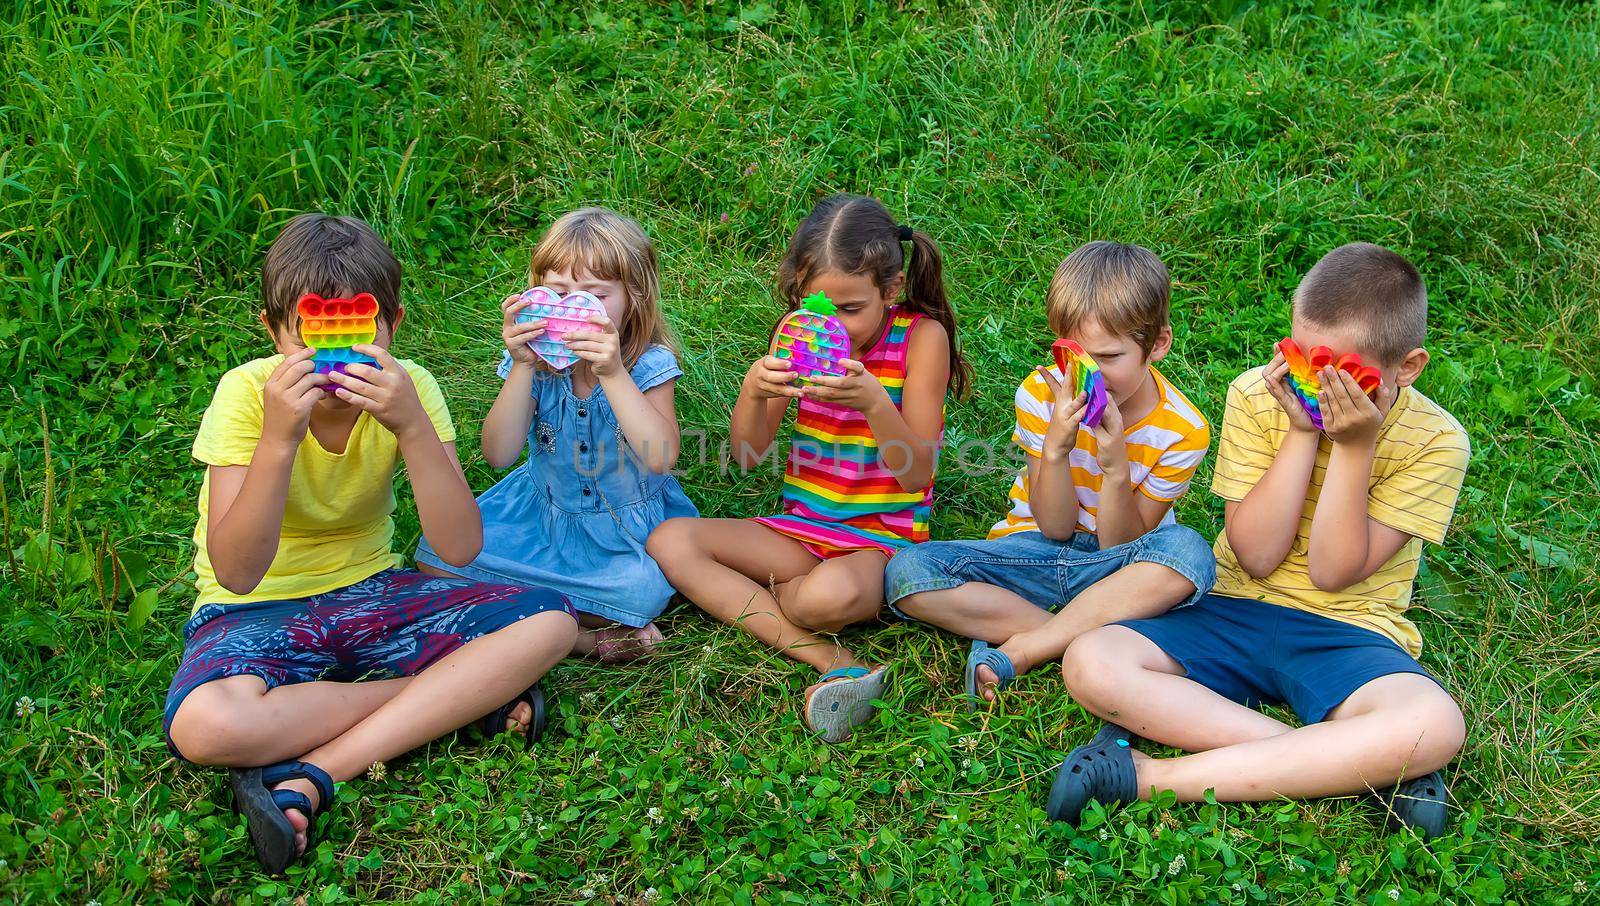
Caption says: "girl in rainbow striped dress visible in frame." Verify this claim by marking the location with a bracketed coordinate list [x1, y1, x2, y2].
[650, 195, 969, 743]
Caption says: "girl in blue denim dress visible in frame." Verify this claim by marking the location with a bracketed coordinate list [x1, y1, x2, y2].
[417, 208, 696, 660]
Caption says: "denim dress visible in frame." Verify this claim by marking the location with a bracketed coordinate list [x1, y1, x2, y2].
[415, 344, 697, 626]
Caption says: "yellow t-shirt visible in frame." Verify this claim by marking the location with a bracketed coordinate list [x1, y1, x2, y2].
[1210, 367, 1471, 656]
[190, 355, 456, 611]
[990, 364, 1211, 539]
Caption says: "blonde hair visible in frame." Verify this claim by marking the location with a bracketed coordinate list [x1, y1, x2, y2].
[1046, 241, 1170, 355]
[528, 207, 674, 368]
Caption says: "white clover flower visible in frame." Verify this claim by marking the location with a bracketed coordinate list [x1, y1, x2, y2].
[722, 778, 733, 789]
[1232, 883, 1242, 892]
[1387, 889, 1400, 901]
[1575, 880, 1589, 894]
[0, 858, 8, 870]
[647, 807, 663, 824]
[610, 716, 624, 730]
[14, 696, 36, 717]
[962, 758, 972, 770]
[913, 756, 925, 768]
[643, 889, 661, 903]
[87, 900, 101, 906]
[1167, 854, 1186, 876]
[1098, 830, 1109, 841]
[579, 886, 596, 899]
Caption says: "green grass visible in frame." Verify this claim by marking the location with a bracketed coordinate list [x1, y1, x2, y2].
[2, 0, 1597, 901]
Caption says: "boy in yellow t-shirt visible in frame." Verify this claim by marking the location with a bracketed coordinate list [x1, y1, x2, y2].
[1054, 243, 1470, 838]
[886, 242, 1215, 704]
[163, 214, 578, 875]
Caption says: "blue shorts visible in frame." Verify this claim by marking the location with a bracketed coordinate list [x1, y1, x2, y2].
[883, 524, 1216, 620]
[1117, 593, 1444, 723]
[163, 569, 574, 759]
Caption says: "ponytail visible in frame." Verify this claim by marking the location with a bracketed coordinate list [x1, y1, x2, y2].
[901, 227, 971, 400]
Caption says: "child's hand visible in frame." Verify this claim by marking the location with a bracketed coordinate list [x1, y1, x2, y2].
[1035, 366, 1088, 457]
[1090, 393, 1130, 474]
[1264, 351, 1319, 433]
[328, 346, 432, 442]
[1319, 366, 1393, 447]
[802, 359, 890, 413]
[744, 355, 802, 400]
[501, 293, 549, 367]
[261, 348, 322, 448]
[564, 315, 625, 378]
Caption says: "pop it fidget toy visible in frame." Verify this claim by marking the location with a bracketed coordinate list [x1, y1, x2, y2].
[1052, 339, 1109, 429]
[298, 292, 378, 380]
[770, 292, 851, 385]
[513, 286, 608, 370]
[1276, 337, 1382, 430]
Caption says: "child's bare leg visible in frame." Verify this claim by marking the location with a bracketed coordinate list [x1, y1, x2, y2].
[773, 549, 889, 673]
[170, 675, 414, 766]
[973, 563, 1197, 701]
[416, 562, 460, 579]
[1131, 674, 1463, 801]
[650, 518, 853, 671]
[1063, 626, 1291, 750]
[267, 610, 577, 850]
[894, 582, 1051, 644]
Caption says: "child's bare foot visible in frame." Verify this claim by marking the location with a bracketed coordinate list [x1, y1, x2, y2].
[975, 645, 1033, 702]
[591, 622, 665, 663]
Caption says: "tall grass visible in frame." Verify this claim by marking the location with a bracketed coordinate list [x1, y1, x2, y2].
[2, 0, 1598, 901]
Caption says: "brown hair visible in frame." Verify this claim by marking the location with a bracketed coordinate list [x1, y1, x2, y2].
[1046, 241, 1170, 355]
[529, 207, 674, 369]
[262, 213, 401, 334]
[1293, 242, 1427, 365]
[776, 194, 971, 399]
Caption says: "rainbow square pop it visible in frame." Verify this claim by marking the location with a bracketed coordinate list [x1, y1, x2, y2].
[1052, 339, 1109, 428]
[513, 286, 608, 371]
[298, 293, 378, 381]
[1276, 337, 1382, 429]
[770, 292, 851, 385]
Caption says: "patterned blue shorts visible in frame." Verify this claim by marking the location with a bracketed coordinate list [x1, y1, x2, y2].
[163, 569, 574, 759]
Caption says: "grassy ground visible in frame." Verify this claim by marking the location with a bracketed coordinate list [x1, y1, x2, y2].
[2, 0, 1597, 902]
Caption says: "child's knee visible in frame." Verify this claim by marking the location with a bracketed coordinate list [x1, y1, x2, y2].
[646, 517, 697, 565]
[1060, 630, 1127, 704]
[168, 677, 265, 765]
[1401, 693, 1466, 771]
[788, 574, 876, 633]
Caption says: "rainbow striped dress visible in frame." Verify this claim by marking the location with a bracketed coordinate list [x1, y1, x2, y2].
[754, 307, 937, 558]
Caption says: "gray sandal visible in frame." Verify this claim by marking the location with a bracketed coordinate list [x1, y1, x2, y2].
[803, 666, 888, 744]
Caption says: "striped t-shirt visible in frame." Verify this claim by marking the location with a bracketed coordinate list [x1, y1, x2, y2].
[755, 308, 936, 557]
[1210, 367, 1471, 656]
[990, 364, 1210, 540]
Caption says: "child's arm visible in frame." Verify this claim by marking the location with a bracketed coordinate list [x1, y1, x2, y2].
[1306, 368, 1412, 590]
[481, 294, 547, 469]
[803, 318, 950, 492]
[330, 347, 483, 567]
[567, 316, 680, 474]
[1027, 368, 1087, 541]
[1224, 355, 1320, 577]
[730, 354, 799, 469]
[206, 349, 322, 594]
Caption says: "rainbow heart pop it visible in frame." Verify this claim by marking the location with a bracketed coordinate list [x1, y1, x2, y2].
[298, 292, 378, 382]
[1276, 337, 1382, 429]
[514, 286, 608, 370]
[1052, 339, 1109, 428]
[770, 291, 851, 385]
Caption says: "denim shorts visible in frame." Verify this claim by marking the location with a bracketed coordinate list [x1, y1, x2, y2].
[1117, 593, 1444, 723]
[163, 569, 574, 759]
[882, 523, 1216, 620]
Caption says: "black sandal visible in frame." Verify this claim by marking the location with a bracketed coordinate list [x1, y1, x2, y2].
[1380, 769, 1449, 839]
[229, 759, 335, 875]
[480, 682, 549, 750]
[1046, 723, 1140, 825]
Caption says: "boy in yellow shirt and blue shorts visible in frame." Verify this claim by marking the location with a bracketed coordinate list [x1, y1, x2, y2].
[1054, 243, 1470, 838]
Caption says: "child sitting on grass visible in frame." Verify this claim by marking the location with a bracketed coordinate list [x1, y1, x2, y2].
[649, 194, 968, 744]
[886, 241, 1214, 705]
[163, 214, 578, 875]
[1054, 243, 1470, 838]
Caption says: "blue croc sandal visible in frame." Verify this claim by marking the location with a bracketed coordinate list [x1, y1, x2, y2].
[480, 682, 548, 750]
[964, 641, 1017, 711]
[1046, 723, 1139, 825]
[804, 666, 889, 744]
[1381, 769, 1449, 839]
[229, 759, 336, 875]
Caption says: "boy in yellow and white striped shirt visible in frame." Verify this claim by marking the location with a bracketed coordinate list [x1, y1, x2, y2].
[886, 241, 1215, 704]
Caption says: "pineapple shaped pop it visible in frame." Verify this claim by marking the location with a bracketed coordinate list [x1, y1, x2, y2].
[770, 291, 851, 385]
[1051, 339, 1110, 428]
[1275, 338, 1382, 429]
[298, 292, 378, 381]
[513, 286, 609, 370]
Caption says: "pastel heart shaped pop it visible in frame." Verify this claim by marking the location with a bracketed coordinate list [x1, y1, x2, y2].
[514, 286, 609, 370]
